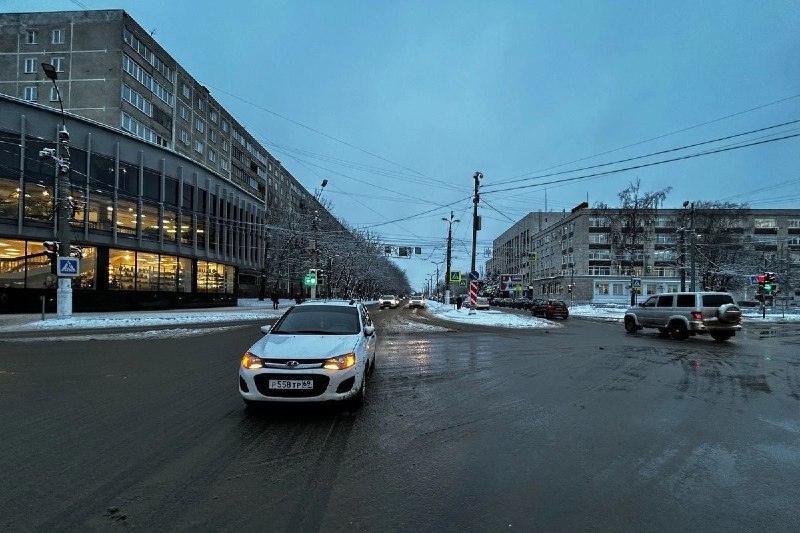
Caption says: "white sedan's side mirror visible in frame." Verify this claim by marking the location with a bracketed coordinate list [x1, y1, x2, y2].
[364, 325, 375, 337]
[260, 325, 272, 335]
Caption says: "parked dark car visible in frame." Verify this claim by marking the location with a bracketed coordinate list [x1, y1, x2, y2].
[531, 299, 569, 319]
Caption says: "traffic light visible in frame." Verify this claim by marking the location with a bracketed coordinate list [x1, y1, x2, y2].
[42, 241, 60, 275]
[763, 272, 776, 294]
[567, 284, 573, 293]
[42, 241, 60, 259]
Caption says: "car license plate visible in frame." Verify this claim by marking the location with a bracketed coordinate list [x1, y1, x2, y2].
[269, 379, 313, 390]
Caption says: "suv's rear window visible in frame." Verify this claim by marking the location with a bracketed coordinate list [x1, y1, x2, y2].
[702, 294, 734, 307]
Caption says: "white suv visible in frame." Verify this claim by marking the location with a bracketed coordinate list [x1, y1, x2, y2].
[624, 291, 742, 341]
[378, 295, 399, 309]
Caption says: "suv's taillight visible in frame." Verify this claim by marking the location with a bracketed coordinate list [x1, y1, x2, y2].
[691, 311, 703, 321]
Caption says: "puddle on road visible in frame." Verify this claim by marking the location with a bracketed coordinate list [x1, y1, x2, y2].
[740, 325, 800, 341]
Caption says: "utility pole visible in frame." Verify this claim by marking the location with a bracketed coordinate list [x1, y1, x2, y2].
[689, 202, 696, 291]
[442, 212, 459, 305]
[41, 63, 73, 318]
[311, 209, 319, 299]
[470, 172, 482, 274]
[469, 172, 482, 315]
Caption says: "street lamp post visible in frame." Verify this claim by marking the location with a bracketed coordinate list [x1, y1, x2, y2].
[442, 212, 459, 305]
[41, 63, 73, 318]
[430, 260, 442, 301]
[683, 201, 696, 291]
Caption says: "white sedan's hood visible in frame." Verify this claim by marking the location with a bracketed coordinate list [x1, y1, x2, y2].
[250, 333, 358, 359]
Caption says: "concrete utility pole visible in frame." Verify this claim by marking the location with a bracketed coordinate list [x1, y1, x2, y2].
[470, 171, 482, 275]
[442, 211, 459, 305]
[41, 63, 73, 317]
[689, 202, 696, 291]
[311, 209, 319, 299]
[469, 172, 482, 315]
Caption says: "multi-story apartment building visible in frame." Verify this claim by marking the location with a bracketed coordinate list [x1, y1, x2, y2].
[0, 10, 338, 312]
[490, 204, 800, 304]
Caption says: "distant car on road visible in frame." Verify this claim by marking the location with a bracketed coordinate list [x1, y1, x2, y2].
[378, 295, 400, 309]
[408, 295, 426, 309]
[531, 299, 569, 319]
[239, 300, 377, 409]
[474, 296, 490, 310]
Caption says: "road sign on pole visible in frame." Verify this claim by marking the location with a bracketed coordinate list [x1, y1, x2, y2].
[469, 270, 479, 281]
[57, 257, 80, 277]
[450, 271, 462, 283]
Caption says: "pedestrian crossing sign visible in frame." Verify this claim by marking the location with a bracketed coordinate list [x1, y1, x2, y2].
[450, 271, 462, 283]
[58, 257, 80, 277]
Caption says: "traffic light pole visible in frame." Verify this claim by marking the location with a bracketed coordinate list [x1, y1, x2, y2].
[41, 63, 73, 318]
[56, 125, 72, 318]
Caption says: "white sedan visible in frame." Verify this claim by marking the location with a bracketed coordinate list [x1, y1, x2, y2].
[239, 301, 377, 409]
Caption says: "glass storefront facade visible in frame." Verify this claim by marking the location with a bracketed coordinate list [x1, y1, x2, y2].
[0, 105, 254, 312]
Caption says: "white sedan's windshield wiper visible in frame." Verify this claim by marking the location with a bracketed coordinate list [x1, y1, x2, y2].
[280, 329, 334, 335]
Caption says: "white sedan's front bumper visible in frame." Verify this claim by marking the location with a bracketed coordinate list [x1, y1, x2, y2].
[239, 365, 364, 403]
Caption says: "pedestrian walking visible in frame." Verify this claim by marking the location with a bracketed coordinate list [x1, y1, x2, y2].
[456, 295, 463, 309]
[271, 293, 279, 310]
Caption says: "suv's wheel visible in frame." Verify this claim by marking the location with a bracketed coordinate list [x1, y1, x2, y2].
[657, 327, 670, 338]
[624, 316, 639, 334]
[670, 320, 689, 340]
[710, 331, 733, 342]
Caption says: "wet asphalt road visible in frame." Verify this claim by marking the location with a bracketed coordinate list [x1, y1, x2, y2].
[1, 307, 799, 532]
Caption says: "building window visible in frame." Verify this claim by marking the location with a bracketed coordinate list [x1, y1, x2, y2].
[754, 218, 776, 228]
[753, 235, 777, 245]
[109, 249, 136, 290]
[26, 30, 38, 44]
[194, 118, 205, 133]
[51, 57, 65, 72]
[195, 140, 204, 154]
[220, 158, 229, 171]
[595, 282, 610, 295]
[210, 109, 218, 123]
[180, 130, 189, 145]
[52, 29, 65, 44]
[180, 105, 189, 121]
[182, 83, 190, 98]
[121, 112, 158, 144]
[589, 233, 609, 244]
[788, 219, 800, 229]
[196, 97, 205, 111]
[221, 140, 229, 152]
[221, 120, 229, 133]
[24, 58, 37, 73]
[24, 86, 38, 101]
[209, 129, 217, 143]
[208, 149, 216, 163]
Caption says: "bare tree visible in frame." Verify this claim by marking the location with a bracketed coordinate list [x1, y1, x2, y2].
[593, 178, 672, 277]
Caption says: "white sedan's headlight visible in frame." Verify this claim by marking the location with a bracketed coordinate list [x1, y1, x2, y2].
[241, 351, 264, 369]
[323, 353, 357, 370]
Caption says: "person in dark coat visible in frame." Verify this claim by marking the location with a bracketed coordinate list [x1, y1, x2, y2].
[456, 295, 463, 309]
[271, 293, 279, 310]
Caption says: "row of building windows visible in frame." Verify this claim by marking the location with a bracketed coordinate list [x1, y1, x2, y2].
[121, 112, 160, 145]
[122, 84, 153, 117]
[0, 239, 234, 294]
[122, 54, 174, 107]
[123, 28, 176, 83]
[23, 57, 64, 74]
[24, 29, 65, 45]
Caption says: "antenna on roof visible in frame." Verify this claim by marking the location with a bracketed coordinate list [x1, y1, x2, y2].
[150, 29, 156, 37]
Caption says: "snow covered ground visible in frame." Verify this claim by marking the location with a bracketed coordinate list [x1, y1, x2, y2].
[0, 298, 796, 340]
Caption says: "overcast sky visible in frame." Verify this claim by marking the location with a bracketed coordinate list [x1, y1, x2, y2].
[6, 0, 799, 291]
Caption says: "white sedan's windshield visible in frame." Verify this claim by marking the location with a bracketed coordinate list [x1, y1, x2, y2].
[273, 306, 361, 335]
